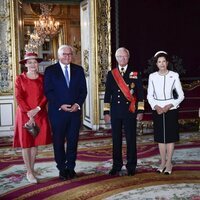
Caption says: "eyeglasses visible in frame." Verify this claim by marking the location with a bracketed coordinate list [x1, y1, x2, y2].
[116, 55, 129, 59]
[62, 53, 73, 56]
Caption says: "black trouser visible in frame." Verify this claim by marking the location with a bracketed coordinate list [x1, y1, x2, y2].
[111, 114, 137, 171]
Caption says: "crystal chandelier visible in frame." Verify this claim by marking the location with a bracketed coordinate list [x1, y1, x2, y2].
[24, 3, 60, 53]
[25, 30, 45, 53]
[34, 4, 60, 39]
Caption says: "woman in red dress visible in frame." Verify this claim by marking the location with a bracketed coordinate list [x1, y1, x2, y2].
[13, 52, 52, 183]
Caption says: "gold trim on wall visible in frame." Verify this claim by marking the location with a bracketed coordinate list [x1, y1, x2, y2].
[11, 0, 21, 113]
[83, 49, 89, 76]
[96, 0, 111, 91]
[90, 0, 99, 125]
[182, 80, 200, 91]
[91, 0, 111, 126]
[0, 0, 19, 96]
[10, 0, 19, 79]
[80, 0, 111, 128]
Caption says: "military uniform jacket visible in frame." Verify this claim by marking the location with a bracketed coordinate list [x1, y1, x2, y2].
[104, 66, 144, 117]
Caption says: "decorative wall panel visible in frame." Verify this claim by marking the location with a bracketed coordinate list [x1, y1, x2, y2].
[81, 0, 111, 130]
[97, 0, 111, 129]
[0, 96, 14, 131]
[0, 0, 13, 95]
[0, 0, 19, 132]
[81, 0, 93, 128]
[96, 0, 111, 91]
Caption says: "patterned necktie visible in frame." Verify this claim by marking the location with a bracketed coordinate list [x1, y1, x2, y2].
[121, 67, 124, 76]
[64, 65, 70, 87]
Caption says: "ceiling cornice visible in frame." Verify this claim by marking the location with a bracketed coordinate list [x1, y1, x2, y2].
[22, 0, 82, 5]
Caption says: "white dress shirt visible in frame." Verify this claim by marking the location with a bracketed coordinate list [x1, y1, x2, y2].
[59, 62, 81, 110]
[60, 62, 71, 81]
[119, 65, 128, 73]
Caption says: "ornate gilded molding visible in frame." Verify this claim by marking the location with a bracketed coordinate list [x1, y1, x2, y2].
[0, 0, 19, 96]
[96, 0, 111, 91]
[0, 0, 13, 95]
[182, 80, 200, 91]
[0, 0, 9, 18]
[83, 49, 89, 77]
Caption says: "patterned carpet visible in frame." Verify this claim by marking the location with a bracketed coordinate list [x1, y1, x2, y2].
[0, 130, 200, 200]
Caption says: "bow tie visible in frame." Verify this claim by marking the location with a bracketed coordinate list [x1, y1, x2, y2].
[120, 67, 125, 76]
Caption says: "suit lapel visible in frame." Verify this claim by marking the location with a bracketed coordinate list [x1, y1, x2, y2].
[125, 66, 131, 76]
[123, 66, 130, 80]
[69, 64, 76, 88]
[56, 63, 69, 87]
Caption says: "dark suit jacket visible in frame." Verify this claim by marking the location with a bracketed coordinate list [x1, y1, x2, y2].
[104, 66, 144, 118]
[44, 62, 87, 121]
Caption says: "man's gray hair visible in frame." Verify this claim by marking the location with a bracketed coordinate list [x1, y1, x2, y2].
[58, 45, 74, 56]
[115, 47, 130, 58]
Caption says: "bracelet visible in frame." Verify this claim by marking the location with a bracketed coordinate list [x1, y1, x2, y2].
[37, 106, 41, 111]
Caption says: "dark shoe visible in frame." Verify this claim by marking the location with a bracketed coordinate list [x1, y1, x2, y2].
[67, 169, 78, 179]
[127, 169, 136, 176]
[108, 168, 121, 175]
[59, 170, 68, 181]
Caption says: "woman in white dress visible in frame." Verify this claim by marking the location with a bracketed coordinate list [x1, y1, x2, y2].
[147, 51, 184, 174]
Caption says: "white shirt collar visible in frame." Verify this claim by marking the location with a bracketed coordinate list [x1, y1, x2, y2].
[60, 62, 70, 69]
[60, 62, 70, 78]
[119, 65, 127, 72]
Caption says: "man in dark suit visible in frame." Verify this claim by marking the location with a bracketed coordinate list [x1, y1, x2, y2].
[104, 47, 144, 176]
[44, 45, 87, 180]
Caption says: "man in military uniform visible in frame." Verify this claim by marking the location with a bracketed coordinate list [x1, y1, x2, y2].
[104, 47, 144, 176]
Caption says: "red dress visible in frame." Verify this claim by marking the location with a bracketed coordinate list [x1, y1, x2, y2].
[13, 72, 52, 148]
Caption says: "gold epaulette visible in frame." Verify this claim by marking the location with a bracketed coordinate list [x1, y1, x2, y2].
[138, 101, 144, 110]
[104, 103, 110, 111]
